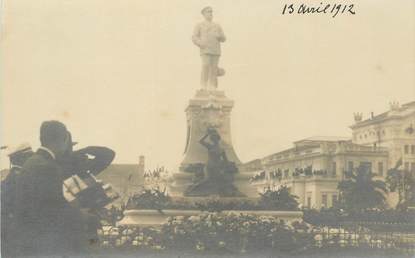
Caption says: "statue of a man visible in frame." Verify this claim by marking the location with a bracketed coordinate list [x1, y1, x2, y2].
[192, 7, 226, 91]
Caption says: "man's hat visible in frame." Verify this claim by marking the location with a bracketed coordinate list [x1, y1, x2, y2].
[201, 6, 212, 14]
[7, 143, 33, 157]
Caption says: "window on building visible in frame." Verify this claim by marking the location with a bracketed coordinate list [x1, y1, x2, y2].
[411, 162, 415, 172]
[360, 161, 372, 173]
[404, 162, 410, 171]
[404, 145, 409, 154]
[378, 162, 384, 176]
[332, 194, 338, 207]
[322, 194, 328, 209]
[332, 162, 337, 176]
[412, 145, 415, 154]
[348, 161, 354, 172]
[346, 161, 354, 178]
[306, 192, 312, 209]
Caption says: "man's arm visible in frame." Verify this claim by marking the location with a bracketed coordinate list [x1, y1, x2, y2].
[199, 133, 211, 149]
[217, 25, 226, 42]
[192, 24, 203, 47]
[74, 146, 115, 176]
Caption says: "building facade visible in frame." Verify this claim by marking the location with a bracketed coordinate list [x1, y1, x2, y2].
[251, 101, 415, 209]
[350, 101, 415, 172]
[261, 137, 389, 209]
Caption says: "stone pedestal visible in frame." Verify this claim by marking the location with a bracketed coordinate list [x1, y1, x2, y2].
[169, 89, 258, 197]
[181, 89, 240, 166]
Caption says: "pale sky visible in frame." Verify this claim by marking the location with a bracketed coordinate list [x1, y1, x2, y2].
[1, 0, 414, 170]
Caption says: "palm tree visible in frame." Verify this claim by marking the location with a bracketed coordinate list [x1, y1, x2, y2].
[258, 185, 299, 211]
[338, 164, 388, 213]
[386, 159, 415, 210]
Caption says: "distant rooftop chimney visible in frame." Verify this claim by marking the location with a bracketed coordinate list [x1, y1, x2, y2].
[353, 112, 362, 122]
[138, 155, 145, 174]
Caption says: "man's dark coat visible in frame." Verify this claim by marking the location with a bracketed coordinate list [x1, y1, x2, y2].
[14, 148, 85, 255]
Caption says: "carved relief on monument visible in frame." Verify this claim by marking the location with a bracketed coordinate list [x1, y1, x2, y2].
[199, 109, 225, 130]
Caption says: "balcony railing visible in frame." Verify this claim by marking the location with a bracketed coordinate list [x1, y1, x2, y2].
[269, 171, 338, 182]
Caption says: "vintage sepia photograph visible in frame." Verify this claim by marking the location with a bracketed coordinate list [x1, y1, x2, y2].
[1, 0, 414, 257]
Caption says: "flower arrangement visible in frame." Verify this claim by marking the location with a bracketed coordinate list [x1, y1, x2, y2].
[98, 211, 411, 254]
[98, 213, 313, 253]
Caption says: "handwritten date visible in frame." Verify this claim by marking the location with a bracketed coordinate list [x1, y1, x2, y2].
[282, 3, 356, 18]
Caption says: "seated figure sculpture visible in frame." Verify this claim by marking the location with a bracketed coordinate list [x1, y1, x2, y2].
[184, 128, 243, 197]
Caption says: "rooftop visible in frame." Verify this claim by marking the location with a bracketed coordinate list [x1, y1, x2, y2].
[97, 164, 145, 194]
[294, 136, 351, 143]
[262, 136, 386, 163]
[351, 100, 415, 129]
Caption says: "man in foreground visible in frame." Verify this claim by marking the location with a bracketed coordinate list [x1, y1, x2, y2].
[14, 121, 86, 256]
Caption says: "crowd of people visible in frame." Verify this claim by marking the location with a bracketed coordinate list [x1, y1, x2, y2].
[143, 166, 169, 181]
[249, 171, 266, 182]
[267, 167, 330, 180]
[1, 120, 116, 256]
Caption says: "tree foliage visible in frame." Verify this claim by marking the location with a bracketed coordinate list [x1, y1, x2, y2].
[386, 160, 415, 211]
[127, 187, 171, 211]
[258, 186, 299, 211]
[338, 165, 387, 213]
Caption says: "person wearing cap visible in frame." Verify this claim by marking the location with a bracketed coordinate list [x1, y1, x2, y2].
[1, 143, 34, 257]
[14, 120, 86, 256]
[59, 131, 115, 179]
[59, 131, 115, 247]
[192, 6, 226, 90]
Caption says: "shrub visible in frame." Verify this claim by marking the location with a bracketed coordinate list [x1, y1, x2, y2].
[126, 186, 301, 211]
[99, 213, 314, 253]
[127, 187, 171, 210]
[258, 186, 300, 211]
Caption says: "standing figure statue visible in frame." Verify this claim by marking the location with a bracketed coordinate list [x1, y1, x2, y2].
[199, 128, 229, 181]
[192, 6, 226, 90]
[184, 128, 243, 197]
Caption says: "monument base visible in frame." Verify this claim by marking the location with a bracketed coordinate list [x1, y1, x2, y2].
[180, 89, 240, 166]
[170, 89, 259, 197]
[169, 170, 261, 198]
